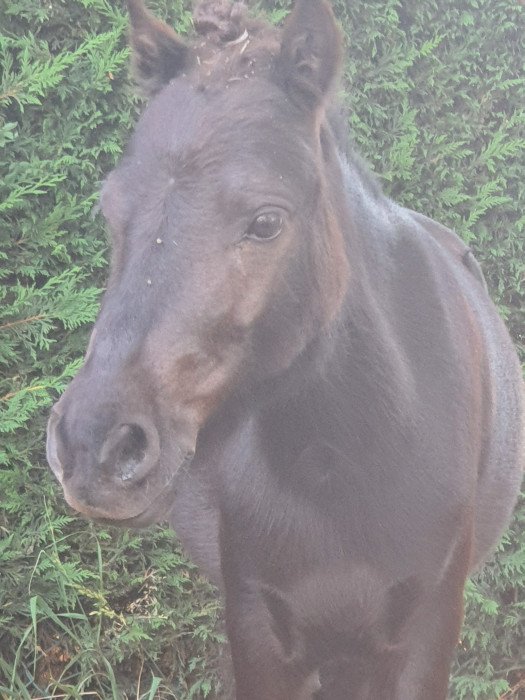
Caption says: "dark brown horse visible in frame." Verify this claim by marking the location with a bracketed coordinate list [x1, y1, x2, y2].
[46, 0, 524, 697]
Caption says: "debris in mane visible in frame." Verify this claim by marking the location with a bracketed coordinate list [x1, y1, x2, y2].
[192, 1, 281, 86]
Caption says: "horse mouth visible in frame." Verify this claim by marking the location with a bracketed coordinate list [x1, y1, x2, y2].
[60, 449, 195, 527]
[103, 450, 196, 527]
[94, 503, 169, 528]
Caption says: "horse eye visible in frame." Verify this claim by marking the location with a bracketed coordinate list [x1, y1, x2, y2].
[245, 212, 283, 241]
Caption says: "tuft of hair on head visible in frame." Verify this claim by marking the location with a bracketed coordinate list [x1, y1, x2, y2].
[193, 0, 248, 42]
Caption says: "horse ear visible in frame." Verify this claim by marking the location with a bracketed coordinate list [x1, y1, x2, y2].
[276, 0, 342, 111]
[126, 0, 193, 96]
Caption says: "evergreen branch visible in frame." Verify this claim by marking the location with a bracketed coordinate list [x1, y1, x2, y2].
[0, 88, 18, 102]
[0, 174, 67, 213]
[0, 314, 46, 332]
[0, 385, 45, 403]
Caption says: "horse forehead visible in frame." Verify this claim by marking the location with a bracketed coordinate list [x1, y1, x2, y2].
[132, 81, 206, 155]
[137, 77, 288, 153]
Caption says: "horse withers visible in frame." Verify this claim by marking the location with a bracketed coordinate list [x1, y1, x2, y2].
[46, 0, 524, 697]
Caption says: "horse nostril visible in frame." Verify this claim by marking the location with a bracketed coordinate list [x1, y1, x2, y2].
[117, 424, 147, 477]
[99, 421, 160, 484]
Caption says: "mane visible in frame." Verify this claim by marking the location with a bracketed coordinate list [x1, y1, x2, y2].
[192, 0, 281, 86]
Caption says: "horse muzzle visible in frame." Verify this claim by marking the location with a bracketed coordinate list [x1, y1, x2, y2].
[46, 398, 196, 524]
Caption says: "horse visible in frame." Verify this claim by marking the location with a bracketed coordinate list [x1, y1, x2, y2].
[46, 0, 524, 697]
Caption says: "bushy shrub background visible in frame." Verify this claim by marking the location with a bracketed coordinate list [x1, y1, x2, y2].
[0, 0, 523, 697]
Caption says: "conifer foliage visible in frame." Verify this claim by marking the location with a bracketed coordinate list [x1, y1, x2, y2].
[1, 0, 523, 697]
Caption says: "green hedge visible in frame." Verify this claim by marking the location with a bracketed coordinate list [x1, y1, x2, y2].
[0, 0, 523, 698]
